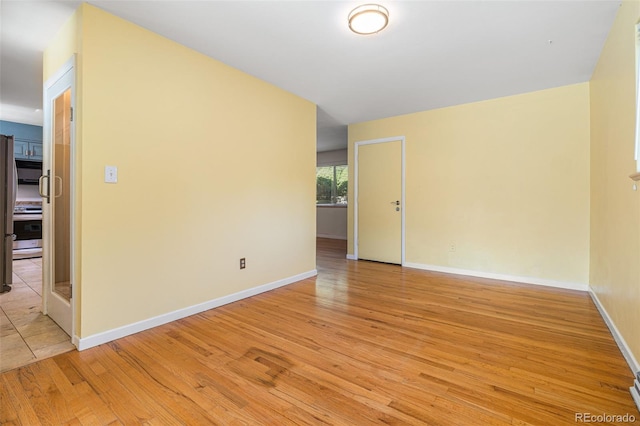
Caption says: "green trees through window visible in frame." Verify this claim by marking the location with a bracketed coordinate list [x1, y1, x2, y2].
[316, 165, 348, 204]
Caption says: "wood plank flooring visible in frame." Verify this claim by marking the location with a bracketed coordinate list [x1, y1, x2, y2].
[1, 238, 638, 425]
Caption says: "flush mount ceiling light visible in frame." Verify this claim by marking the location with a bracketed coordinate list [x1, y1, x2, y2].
[348, 4, 389, 35]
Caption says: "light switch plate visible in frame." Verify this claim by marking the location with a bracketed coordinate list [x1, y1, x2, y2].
[105, 165, 118, 183]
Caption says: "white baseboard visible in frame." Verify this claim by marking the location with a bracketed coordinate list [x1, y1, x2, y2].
[590, 289, 640, 413]
[346, 254, 357, 260]
[589, 289, 640, 374]
[317, 234, 347, 240]
[77, 269, 318, 351]
[403, 262, 588, 292]
[632, 378, 640, 413]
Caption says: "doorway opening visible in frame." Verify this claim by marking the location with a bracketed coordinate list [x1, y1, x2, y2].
[0, 58, 76, 372]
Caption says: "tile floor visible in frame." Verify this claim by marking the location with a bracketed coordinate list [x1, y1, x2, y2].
[0, 258, 75, 373]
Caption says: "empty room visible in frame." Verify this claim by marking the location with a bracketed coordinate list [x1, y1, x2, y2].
[1, 1, 639, 424]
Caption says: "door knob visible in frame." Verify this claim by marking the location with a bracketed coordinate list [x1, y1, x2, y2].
[390, 200, 400, 205]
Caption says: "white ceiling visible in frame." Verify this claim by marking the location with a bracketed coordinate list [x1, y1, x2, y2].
[0, 1, 621, 151]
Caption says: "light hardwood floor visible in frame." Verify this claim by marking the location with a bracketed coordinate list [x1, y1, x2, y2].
[0, 258, 74, 373]
[1, 238, 638, 424]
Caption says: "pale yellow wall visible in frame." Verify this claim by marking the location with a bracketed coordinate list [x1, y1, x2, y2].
[590, 1, 640, 365]
[45, 4, 316, 337]
[43, 12, 80, 80]
[348, 83, 591, 285]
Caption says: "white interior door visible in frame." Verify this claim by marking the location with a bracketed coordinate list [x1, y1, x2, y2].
[356, 139, 403, 264]
[42, 58, 75, 338]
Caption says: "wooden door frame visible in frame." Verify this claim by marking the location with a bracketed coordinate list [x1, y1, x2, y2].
[354, 136, 406, 265]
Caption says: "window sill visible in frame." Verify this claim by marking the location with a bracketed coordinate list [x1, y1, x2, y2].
[316, 204, 348, 208]
[630, 172, 640, 182]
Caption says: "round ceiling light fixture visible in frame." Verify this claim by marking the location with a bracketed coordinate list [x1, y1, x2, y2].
[348, 4, 389, 35]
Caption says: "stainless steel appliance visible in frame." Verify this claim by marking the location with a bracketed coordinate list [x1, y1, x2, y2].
[16, 160, 43, 185]
[1, 135, 16, 293]
[13, 200, 42, 259]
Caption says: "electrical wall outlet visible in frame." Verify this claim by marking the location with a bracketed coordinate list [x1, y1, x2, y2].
[240, 258, 246, 269]
[449, 244, 456, 252]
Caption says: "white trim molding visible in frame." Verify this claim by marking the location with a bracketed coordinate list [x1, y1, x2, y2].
[403, 262, 588, 292]
[632, 379, 640, 414]
[588, 289, 640, 373]
[346, 254, 357, 260]
[588, 288, 640, 411]
[632, 373, 640, 413]
[77, 269, 318, 351]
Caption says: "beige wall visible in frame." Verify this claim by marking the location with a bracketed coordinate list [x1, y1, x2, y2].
[44, 4, 316, 338]
[43, 12, 80, 80]
[348, 83, 591, 287]
[590, 1, 640, 368]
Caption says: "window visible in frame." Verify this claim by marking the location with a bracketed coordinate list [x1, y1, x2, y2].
[316, 165, 348, 205]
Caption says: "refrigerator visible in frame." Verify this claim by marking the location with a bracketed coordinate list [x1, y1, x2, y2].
[1, 134, 15, 293]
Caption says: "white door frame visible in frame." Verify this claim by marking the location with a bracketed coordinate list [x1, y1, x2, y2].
[42, 55, 76, 344]
[354, 136, 406, 265]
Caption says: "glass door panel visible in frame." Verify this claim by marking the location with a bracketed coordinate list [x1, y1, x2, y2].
[52, 89, 71, 300]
